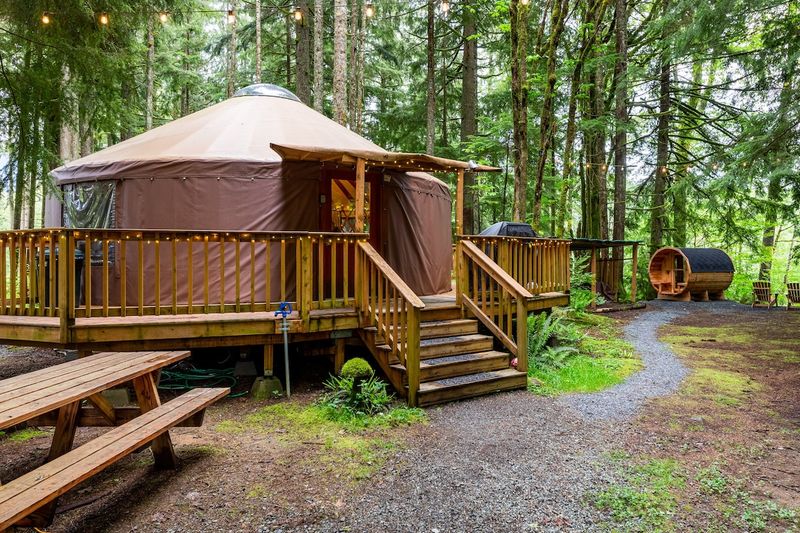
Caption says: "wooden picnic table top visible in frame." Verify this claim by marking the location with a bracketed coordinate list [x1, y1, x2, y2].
[0, 350, 190, 431]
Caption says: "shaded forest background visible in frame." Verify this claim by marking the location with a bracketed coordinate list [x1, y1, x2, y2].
[0, 0, 798, 301]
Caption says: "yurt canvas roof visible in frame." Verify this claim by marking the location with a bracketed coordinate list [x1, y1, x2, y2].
[51, 84, 448, 185]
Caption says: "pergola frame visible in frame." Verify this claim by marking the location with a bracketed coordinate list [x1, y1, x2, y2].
[270, 143, 500, 233]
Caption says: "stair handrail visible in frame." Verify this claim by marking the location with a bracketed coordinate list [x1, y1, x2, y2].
[354, 241, 424, 406]
[456, 239, 531, 373]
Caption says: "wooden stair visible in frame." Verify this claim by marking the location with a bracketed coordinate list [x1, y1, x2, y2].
[360, 304, 528, 406]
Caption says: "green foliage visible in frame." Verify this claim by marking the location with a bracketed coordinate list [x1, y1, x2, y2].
[696, 463, 729, 495]
[339, 357, 374, 380]
[2, 427, 48, 442]
[320, 373, 393, 416]
[595, 458, 684, 532]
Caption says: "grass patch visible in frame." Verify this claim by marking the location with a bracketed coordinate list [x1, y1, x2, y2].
[2, 427, 48, 442]
[595, 457, 684, 532]
[215, 401, 425, 481]
[528, 311, 641, 396]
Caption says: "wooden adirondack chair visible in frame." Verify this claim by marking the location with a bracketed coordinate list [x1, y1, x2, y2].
[752, 281, 778, 309]
[787, 283, 800, 310]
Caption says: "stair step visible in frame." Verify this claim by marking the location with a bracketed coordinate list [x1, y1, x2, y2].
[416, 368, 528, 406]
[363, 318, 478, 343]
[420, 305, 462, 322]
[391, 350, 510, 382]
[376, 333, 494, 363]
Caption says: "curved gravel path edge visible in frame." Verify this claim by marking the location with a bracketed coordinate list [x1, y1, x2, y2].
[561, 301, 689, 420]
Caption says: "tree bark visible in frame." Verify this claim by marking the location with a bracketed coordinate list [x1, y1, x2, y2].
[296, 0, 312, 104]
[313, 0, 324, 112]
[333, 0, 348, 124]
[285, 13, 293, 87]
[146, 18, 155, 130]
[650, 4, 670, 256]
[461, 0, 478, 234]
[425, 0, 436, 154]
[532, 0, 569, 230]
[255, 0, 262, 83]
[348, 0, 360, 126]
[181, 31, 191, 117]
[510, 0, 529, 222]
[227, 0, 238, 98]
[355, 3, 367, 132]
[612, 0, 628, 288]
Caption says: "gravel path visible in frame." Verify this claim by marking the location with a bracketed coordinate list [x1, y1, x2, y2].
[307, 302, 695, 532]
[560, 300, 689, 420]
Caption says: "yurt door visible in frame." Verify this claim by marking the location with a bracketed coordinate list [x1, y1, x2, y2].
[320, 170, 382, 249]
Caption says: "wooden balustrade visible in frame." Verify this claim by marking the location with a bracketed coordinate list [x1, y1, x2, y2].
[355, 241, 424, 406]
[0, 229, 366, 323]
[456, 239, 531, 372]
[466, 236, 571, 295]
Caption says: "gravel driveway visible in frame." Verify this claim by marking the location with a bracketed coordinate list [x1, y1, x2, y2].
[307, 303, 693, 532]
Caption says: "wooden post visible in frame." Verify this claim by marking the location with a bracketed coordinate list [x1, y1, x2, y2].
[631, 243, 638, 303]
[58, 231, 71, 344]
[299, 237, 313, 325]
[334, 338, 345, 374]
[263, 343, 274, 377]
[406, 306, 421, 407]
[590, 247, 597, 310]
[456, 168, 465, 236]
[132, 372, 177, 469]
[355, 158, 366, 233]
[515, 298, 528, 373]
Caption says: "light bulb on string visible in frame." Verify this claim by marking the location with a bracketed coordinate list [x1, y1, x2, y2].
[227, 9, 236, 24]
[99, 12, 109, 25]
[711, 162, 719, 171]
[159, 12, 169, 23]
[520, 0, 530, 5]
[294, 6, 303, 21]
[441, 0, 450, 14]
[41, 12, 51, 24]
[365, 2, 375, 17]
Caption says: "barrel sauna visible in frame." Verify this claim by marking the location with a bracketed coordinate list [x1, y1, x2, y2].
[648, 247, 734, 301]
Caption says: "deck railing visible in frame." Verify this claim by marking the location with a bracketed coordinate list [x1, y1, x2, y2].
[466, 236, 571, 295]
[355, 241, 424, 406]
[456, 239, 530, 372]
[0, 228, 367, 323]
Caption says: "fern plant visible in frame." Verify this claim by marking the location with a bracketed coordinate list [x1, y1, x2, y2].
[527, 311, 579, 371]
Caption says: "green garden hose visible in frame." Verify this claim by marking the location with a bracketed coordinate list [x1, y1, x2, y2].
[158, 366, 249, 397]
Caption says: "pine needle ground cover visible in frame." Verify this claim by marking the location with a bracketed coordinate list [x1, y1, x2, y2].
[527, 311, 641, 396]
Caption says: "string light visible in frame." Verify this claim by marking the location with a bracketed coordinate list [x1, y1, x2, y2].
[711, 162, 719, 170]
[520, 0, 530, 5]
[41, 11, 51, 24]
[294, 5, 303, 21]
[227, 9, 236, 23]
[159, 11, 169, 23]
[99, 12, 109, 25]
[365, 2, 375, 17]
[441, 0, 450, 14]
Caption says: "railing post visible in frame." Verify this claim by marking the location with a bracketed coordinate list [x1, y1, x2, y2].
[455, 240, 464, 307]
[406, 305, 421, 407]
[299, 237, 313, 325]
[57, 231, 73, 344]
[515, 298, 528, 373]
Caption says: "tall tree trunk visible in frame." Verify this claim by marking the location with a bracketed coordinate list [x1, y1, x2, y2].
[285, 13, 293, 87]
[510, 0, 529, 222]
[28, 97, 40, 229]
[227, 0, 238, 98]
[120, 79, 133, 140]
[146, 18, 155, 130]
[425, 0, 436, 154]
[313, 0, 324, 112]
[355, 3, 367, 132]
[181, 31, 191, 116]
[255, 0, 262, 83]
[461, 0, 478, 234]
[59, 66, 78, 164]
[532, 0, 569, 230]
[612, 0, 628, 289]
[296, 0, 312, 104]
[333, 0, 348, 124]
[759, 173, 782, 280]
[650, 8, 670, 256]
[348, 0, 359, 126]
[12, 50, 29, 229]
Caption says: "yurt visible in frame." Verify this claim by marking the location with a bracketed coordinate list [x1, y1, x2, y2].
[47, 84, 454, 300]
[648, 247, 734, 301]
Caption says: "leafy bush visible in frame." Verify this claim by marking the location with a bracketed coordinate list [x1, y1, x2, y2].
[340, 357, 374, 380]
[320, 373, 393, 416]
[568, 253, 606, 312]
[527, 311, 579, 370]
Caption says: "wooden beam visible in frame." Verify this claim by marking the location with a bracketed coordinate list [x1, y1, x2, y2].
[132, 372, 177, 469]
[263, 343, 274, 377]
[355, 158, 366, 233]
[456, 168, 465, 236]
[631, 243, 638, 303]
[334, 338, 345, 375]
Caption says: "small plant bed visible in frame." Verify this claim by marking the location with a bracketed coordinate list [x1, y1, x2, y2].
[526, 309, 641, 396]
[598, 308, 800, 532]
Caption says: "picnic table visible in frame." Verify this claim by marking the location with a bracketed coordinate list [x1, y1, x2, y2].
[0, 350, 228, 529]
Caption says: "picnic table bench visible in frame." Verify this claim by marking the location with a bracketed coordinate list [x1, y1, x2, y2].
[0, 350, 228, 530]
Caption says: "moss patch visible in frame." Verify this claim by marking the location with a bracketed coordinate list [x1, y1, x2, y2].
[2, 427, 48, 443]
[215, 402, 425, 481]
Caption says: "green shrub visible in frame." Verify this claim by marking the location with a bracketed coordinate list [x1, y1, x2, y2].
[527, 311, 579, 370]
[340, 357, 374, 380]
[320, 373, 393, 416]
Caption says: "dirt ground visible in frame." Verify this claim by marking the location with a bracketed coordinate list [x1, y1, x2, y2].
[0, 303, 798, 532]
